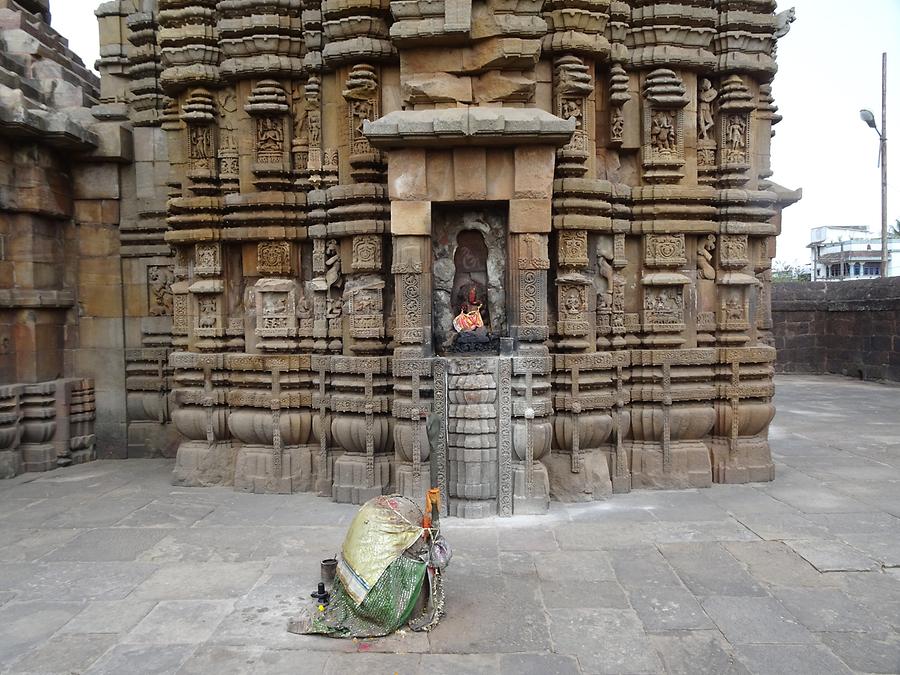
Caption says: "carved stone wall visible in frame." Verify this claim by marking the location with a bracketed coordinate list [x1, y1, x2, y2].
[14, 0, 802, 514]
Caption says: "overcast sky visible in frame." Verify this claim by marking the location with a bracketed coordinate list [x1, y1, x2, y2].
[53, 0, 898, 266]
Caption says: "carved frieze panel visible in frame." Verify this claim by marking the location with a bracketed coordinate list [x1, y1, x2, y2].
[194, 243, 221, 277]
[642, 69, 689, 184]
[717, 75, 755, 186]
[718, 286, 749, 331]
[352, 235, 382, 272]
[517, 234, 551, 270]
[558, 230, 588, 267]
[557, 275, 591, 337]
[720, 235, 749, 269]
[609, 62, 630, 147]
[255, 279, 296, 338]
[645, 234, 686, 268]
[518, 269, 549, 341]
[643, 286, 684, 329]
[148, 266, 174, 316]
[257, 241, 292, 276]
[347, 280, 385, 340]
[554, 55, 593, 177]
[697, 78, 718, 173]
[195, 294, 221, 334]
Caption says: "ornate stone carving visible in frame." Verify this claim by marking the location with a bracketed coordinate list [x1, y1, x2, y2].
[257, 242, 292, 276]
[148, 266, 174, 316]
[645, 234, 687, 268]
[558, 230, 588, 267]
[351, 235, 382, 272]
[642, 69, 689, 184]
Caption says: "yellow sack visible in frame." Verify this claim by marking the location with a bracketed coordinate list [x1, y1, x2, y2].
[337, 495, 425, 606]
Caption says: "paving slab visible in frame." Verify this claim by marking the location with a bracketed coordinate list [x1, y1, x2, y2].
[498, 653, 582, 675]
[0, 601, 86, 665]
[41, 527, 167, 562]
[58, 599, 157, 635]
[84, 643, 196, 675]
[6, 633, 117, 674]
[626, 585, 715, 631]
[785, 538, 879, 572]
[724, 541, 841, 588]
[769, 587, 885, 633]
[124, 600, 235, 644]
[175, 644, 265, 675]
[700, 596, 816, 645]
[734, 644, 853, 675]
[128, 562, 266, 601]
[659, 543, 768, 597]
[817, 631, 900, 674]
[650, 631, 750, 675]
[547, 608, 662, 674]
[250, 649, 331, 674]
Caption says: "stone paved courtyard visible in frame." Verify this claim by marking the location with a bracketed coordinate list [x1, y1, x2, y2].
[1, 374, 899, 675]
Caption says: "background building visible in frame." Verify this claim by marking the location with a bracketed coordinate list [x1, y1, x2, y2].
[810, 226, 900, 281]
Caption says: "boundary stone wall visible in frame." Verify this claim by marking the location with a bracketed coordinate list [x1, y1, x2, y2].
[772, 279, 900, 382]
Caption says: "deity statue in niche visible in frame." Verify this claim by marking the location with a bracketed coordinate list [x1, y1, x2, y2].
[444, 230, 492, 350]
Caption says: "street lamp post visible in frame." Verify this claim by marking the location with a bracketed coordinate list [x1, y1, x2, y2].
[860, 52, 888, 278]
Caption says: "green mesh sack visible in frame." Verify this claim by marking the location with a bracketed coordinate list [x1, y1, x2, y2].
[298, 555, 427, 638]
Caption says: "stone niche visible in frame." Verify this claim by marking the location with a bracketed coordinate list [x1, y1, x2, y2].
[432, 207, 508, 354]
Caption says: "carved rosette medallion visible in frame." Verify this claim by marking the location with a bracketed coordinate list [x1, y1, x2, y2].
[257, 241, 292, 276]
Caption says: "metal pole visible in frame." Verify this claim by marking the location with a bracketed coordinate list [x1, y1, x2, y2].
[881, 52, 888, 277]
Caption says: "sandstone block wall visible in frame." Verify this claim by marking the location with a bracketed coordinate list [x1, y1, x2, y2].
[0, 0, 133, 475]
[773, 279, 900, 382]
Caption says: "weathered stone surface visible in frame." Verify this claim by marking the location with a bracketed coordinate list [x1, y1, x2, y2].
[5, 0, 800, 538]
[773, 279, 900, 382]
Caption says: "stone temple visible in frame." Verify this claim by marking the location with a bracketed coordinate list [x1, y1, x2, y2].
[0, 0, 800, 517]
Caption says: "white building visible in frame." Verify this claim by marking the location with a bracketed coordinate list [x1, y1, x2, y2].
[809, 226, 900, 281]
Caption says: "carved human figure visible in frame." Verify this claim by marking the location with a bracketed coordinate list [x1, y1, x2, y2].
[698, 79, 717, 141]
[728, 116, 746, 151]
[198, 297, 217, 328]
[562, 99, 582, 127]
[563, 288, 582, 316]
[651, 111, 676, 153]
[258, 118, 283, 154]
[698, 235, 717, 280]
